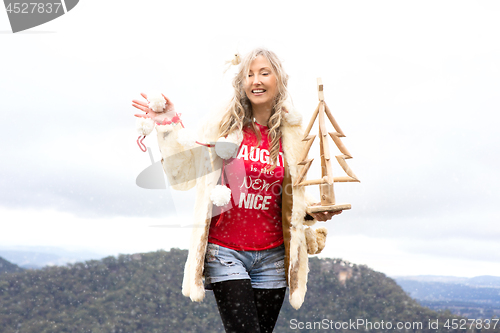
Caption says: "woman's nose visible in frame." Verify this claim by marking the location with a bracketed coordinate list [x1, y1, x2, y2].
[252, 75, 261, 85]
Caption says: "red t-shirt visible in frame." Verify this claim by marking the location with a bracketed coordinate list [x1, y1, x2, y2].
[208, 122, 285, 251]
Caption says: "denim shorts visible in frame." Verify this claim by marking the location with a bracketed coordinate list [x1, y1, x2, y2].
[204, 242, 287, 290]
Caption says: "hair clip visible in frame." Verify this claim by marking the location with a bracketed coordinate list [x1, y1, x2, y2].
[223, 53, 241, 73]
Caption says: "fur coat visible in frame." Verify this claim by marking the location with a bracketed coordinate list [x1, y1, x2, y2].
[155, 104, 328, 310]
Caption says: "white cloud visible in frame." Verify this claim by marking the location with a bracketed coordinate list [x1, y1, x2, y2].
[0, 207, 193, 255]
[319, 234, 500, 277]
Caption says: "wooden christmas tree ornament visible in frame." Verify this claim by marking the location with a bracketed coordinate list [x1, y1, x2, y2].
[294, 78, 360, 214]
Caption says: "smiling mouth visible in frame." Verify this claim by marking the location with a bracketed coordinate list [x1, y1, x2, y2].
[252, 89, 266, 94]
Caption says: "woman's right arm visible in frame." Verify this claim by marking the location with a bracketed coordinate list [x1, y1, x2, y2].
[133, 93, 197, 191]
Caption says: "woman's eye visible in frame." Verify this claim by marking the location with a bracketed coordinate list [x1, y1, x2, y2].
[262, 73, 269, 76]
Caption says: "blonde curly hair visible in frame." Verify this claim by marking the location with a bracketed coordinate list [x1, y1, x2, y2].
[218, 48, 289, 169]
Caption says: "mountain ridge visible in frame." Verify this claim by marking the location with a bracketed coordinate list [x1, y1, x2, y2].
[0, 256, 23, 275]
[1, 248, 495, 332]
[393, 275, 500, 288]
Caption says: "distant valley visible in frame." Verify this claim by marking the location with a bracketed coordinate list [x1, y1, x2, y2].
[394, 275, 500, 319]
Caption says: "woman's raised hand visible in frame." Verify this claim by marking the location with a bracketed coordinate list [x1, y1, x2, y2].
[132, 93, 176, 124]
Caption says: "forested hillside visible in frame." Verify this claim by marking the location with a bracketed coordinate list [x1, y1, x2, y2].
[1, 249, 498, 332]
[0, 256, 23, 275]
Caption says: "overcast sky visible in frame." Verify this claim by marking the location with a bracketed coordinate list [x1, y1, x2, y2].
[1, 1, 499, 278]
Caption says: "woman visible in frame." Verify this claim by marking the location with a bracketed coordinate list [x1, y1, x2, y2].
[133, 48, 341, 333]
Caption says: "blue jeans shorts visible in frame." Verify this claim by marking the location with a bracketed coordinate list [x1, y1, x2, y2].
[204, 242, 287, 290]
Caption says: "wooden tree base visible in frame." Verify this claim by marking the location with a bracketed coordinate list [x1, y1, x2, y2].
[307, 203, 351, 214]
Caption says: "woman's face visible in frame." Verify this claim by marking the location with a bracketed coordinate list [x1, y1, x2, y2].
[244, 55, 278, 110]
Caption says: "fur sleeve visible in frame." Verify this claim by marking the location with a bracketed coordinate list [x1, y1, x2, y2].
[303, 191, 318, 226]
[156, 124, 197, 191]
